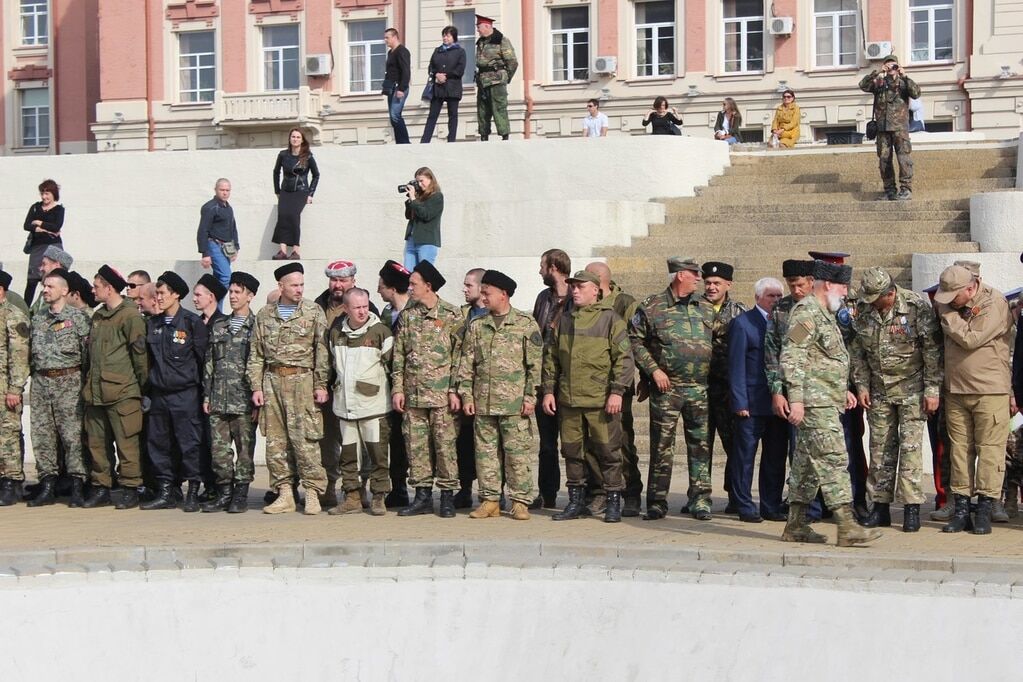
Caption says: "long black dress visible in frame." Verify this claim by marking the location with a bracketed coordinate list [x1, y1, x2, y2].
[272, 150, 320, 246]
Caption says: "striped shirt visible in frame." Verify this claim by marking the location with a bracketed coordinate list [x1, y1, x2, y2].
[228, 315, 246, 333]
[277, 304, 297, 321]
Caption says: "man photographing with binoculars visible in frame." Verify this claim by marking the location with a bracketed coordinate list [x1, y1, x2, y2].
[860, 54, 921, 201]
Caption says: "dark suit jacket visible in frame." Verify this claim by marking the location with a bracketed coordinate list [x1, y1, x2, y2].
[1013, 315, 1023, 407]
[728, 308, 772, 416]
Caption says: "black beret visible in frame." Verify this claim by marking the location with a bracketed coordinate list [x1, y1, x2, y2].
[230, 271, 260, 295]
[413, 260, 446, 291]
[274, 262, 304, 281]
[157, 270, 189, 299]
[196, 273, 227, 301]
[0, 270, 11, 291]
[67, 271, 97, 307]
[481, 269, 517, 296]
[782, 259, 816, 278]
[701, 261, 734, 281]
[97, 264, 127, 292]
[44, 267, 71, 284]
[813, 261, 853, 285]
[379, 260, 411, 291]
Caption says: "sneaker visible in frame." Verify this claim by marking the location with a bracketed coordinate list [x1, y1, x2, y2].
[896, 188, 912, 201]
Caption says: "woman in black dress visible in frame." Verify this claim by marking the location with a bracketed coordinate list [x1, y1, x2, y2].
[272, 128, 320, 260]
[23, 178, 65, 301]
[642, 96, 683, 135]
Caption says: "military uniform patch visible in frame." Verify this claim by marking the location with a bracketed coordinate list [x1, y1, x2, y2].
[529, 331, 543, 347]
[15, 322, 29, 338]
[787, 320, 813, 344]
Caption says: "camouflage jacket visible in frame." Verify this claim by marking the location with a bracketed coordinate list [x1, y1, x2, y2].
[391, 297, 464, 408]
[765, 294, 799, 396]
[606, 283, 639, 322]
[0, 300, 30, 397]
[30, 303, 91, 372]
[706, 294, 748, 392]
[858, 71, 921, 133]
[543, 297, 634, 407]
[204, 312, 255, 415]
[246, 299, 330, 392]
[475, 29, 518, 88]
[629, 287, 713, 386]
[851, 286, 943, 402]
[83, 299, 148, 406]
[456, 308, 542, 416]
[780, 294, 849, 409]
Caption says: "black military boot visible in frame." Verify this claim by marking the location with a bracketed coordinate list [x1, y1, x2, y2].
[68, 478, 86, 508]
[182, 481, 201, 513]
[115, 487, 139, 510]
[0, 479, 22, 506]
[452, 488, 473, 509]
[902, 504, 921, 533]
[438, 490, 456, 518]
[861, 502, 891, 528]
[604, 491, 623, 523]
[622, 495, 641, 518]
[479, 134, 489, 141]
[398, 487, 433, 516]
[82, 486, 111, 508]
[201, 484, 233, 513]
[227, 483, 249, 513]
[941, 494, 973, 533]
[552, 485, 586, 521]
[500, 134, 509, 140]
[140, 483, 178, 510]
[385, 489, 409, 509]
[27, 476, 57, 507]
[972, 495, 993, 535]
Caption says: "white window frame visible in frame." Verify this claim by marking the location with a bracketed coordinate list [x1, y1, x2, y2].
[261, 24, 301, 91]
[20, 0, 48, 46]
[812, 1, 858, 69]
[20, 87, 50, 148]
[722, 4, 764, 74]
[177, 31, 216, 103]
[449, 9, 478, 87]
[550, 6, 590, 83]
[635, 1, 675, 77]
[908, 0, 954, 64]
[346, 20, 387, 94]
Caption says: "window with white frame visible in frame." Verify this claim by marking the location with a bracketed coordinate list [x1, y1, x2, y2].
[909, 0, 953, 63]
[20, 0, 48, 46]
[551, 6, 589, 82]
[635, 0, 675, 77]
[347, 20, 386, 93]
[20, 88, 50, 147]
[262, 24, 300, 91]
[178, 31, 216, 103]
[814, 0, 857, 68]
[449, 10, 478, 86]
[723, 0, 763, 73]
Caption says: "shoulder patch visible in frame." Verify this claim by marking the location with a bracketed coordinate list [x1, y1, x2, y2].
[787, 319, 813, 344]
[529, 330, 543, 347]
[630, 311, 644, 329]
[15, 322, 29, 339]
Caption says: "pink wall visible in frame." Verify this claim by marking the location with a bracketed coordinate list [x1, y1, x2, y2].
[54, 0, 100, 147]
[685, 0, 705, 73]
[597, 0, 618, 55]
[305, 0, 333, 91]
[773, 0, 798, 68]
[868, 0, 892, 43]
[97, 0, 147, 99]
[221, 1, 246, 92]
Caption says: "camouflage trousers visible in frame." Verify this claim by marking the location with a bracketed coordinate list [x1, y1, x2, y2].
[647, 383, 711, 513]
[30, 372, 86, 480]
[259, 371, 327, 494]
[339, 415, 391, 495]
[0, 400, 24, 480]
[477, 84, 510, 137]
[876, 130, 913, 192]
[209, 412, 257, 485]
[788, 406, 853, 508]
[85, 399, 144, 488]
[474, 414, 534, 504]
[403, 406, 459, 490]
[865, 399, 925, 504]
[586, 387, 642, 497]
[559, 405, 623, 491]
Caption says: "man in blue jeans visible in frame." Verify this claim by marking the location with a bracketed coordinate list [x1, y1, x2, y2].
[383, 28, 411, 144]
[197, 178, 239, 306]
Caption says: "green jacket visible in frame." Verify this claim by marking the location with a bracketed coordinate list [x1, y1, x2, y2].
[456, 308, 542, 416]
[83, 298, 148, 406]
[780, 294, 849, 409]
[0, 300, 30, 397]
[475, 29, 518, 88]
[404, 191, 444, 247]
[629, 287, 713, 385]
[392, 297, 464, 408]
[859, 70, 921, 133]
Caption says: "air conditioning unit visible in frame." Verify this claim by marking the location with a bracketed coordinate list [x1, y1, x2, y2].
[305, 54, 331, 76]
[593, 56, 617, 74]
[865, 41, 893, 60]
[769, 17, 793, 35]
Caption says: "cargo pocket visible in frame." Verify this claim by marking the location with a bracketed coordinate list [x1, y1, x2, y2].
[115, 400, 143, 438]
[100, 370, 130, 403]
[304, 403, 324, 441]
[355, 381, 380, 397]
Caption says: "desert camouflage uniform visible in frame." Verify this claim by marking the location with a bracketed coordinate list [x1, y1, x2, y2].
[204, 312, 257, 485]
[0, 301, 30, 480]
[706, 294, 748, 472]
[859, 69, 921, 194]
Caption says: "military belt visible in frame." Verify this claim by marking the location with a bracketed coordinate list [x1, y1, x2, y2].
[269, 365, 311, 376]
[36, 366, 81, 379]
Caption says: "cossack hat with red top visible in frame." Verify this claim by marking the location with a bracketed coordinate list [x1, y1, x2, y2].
[325, 260, 357, 278]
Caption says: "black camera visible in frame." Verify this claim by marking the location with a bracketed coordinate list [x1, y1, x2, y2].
[398, 179, 420, 194]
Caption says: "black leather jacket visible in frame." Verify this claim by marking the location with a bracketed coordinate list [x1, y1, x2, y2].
[273, 149, 320, 195]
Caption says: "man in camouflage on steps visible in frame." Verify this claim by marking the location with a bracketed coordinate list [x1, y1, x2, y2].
[0, 270, 30, 506]
[629, 257, 714, 521]
[859, 54, 921, 201]
[474, 15, 517, 141]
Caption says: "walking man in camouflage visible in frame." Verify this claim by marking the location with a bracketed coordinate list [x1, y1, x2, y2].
[475, 15, 517, 141]
[859, 54, 921, 201]
[0, 270, 30, 506]
[456, 270, 542, 521]
[780, 261, 880, 546]
[27, 270, 91, 507]
[851, 267, 942, 532]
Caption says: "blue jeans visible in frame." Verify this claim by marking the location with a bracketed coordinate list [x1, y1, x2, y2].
[403, 240, 438, 271]
[387, 88, 410, 144]
[207, 240, 231, 302]
[724, 136, 739, 145]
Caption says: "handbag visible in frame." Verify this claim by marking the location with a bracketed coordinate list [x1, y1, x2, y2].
[668, 122, 682, 136]
[865, 93, 878, 140]
[421, 80, 434, 101]
[22, 234, 33, 255]
[220, 241, 238, 259]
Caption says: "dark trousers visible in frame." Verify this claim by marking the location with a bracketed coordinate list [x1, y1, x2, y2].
[842, 407, 868, 507]
[928, 405, 951, 507]
[456, 415, 477, 492]
[388, 411, 409, 497]
[586, 387, 641, 498]
[147, 388, 203, 485]
[536, 404, 560, 502]
[732, 414, 789, 516]
[421, 97, 460, 143]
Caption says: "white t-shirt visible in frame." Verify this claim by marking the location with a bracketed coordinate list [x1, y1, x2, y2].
[582, 112, 609, 138]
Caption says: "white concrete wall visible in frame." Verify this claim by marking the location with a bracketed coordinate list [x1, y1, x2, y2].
[913, 252, 1023, 295]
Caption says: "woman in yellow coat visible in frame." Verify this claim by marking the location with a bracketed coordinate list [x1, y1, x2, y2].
[770, 89, 801, 148]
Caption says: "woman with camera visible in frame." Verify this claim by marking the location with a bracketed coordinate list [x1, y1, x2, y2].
[23, 178, 65, 302]
[402, 167, 444, 270]
[421, 26, 466, 144]
[272, 128, 320, 260]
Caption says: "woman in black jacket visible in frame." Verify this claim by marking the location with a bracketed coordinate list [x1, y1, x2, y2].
[23, 178, 65, 302]
[272, 128, 320, 260]
[420, 26, 466, 144]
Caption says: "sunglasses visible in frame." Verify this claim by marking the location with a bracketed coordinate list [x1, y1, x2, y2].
[126, 283, 139, 289]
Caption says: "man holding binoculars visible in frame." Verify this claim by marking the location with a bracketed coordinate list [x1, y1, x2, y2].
[859, 55, 921, 202]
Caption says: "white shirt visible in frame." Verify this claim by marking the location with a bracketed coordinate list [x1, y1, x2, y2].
[582, 112, 608, 138]
[755, 305, 770, 321]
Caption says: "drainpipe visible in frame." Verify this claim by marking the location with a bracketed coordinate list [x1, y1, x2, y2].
[145, 0, 155, 151]
[520, 0, 534, 138]
[955, 0, 973, 131]
[51, 0, 60, 153]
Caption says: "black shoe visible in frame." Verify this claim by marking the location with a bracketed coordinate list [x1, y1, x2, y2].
[622, 495, 641, 518]
[201, 484, 233, 513]
[227, 483, 249, 513]
[693, 508, 712, 521]
[385, 489, 409, 509]
[854, 502, 870, 523]
[739, 513, 763, 523]
[263, 489, 278, 504]
[500, 134, 509, 140]
[942, 494, 973, 533]
[115, 487, 139, 510]
[182, 481, 201, 513]
[452, 488, 473, 509]
[604, 491, 622, 523]
[528, 494, 543, 510]
[680, 503, 690, 514]
[398, 488, 434, 516]
[140, 483, 178, 510]
[552, 486, 586, 521]
[479, 134, 489, 141]
[438, 490, 456, 518]
[0, 479, 22, 506]
[762, 511, 788, 522]
[903, 503, 920, 533]
[861, 502, 891, 528]
[643, 503, 667, 521]
[69, 478, 86, 508]
[878, 190, 897, 201]
[724, 501, 738, 515]
[972, 495, 993, 535]
[82, 486, 111, 509]
[27, 476, 57, 507]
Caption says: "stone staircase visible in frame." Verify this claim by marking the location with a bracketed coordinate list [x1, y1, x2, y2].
[602, 145, 1018, 306]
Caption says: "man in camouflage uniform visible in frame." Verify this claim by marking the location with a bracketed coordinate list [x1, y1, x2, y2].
[27, 269, 91, 507]
[456, 270, 541, 521]
[29, 245, 73, 317]
[454, 268, 487, 508]
[780, 261, 881, 546]
[0, 270, 30, 506]
[392, 261, 464, 518]
[475, 15, 518, 141]
[859, 54, 921, 201]
[851, 267, 942, 532]
[377, 259, 413, 507]
[202, 272, 260, 513]
[629, 257, 714, 521]
[246, 262, 330, 515]
[543, 269, 633, 522]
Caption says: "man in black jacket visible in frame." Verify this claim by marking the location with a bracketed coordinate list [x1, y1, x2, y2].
[383, 28, 411, 144]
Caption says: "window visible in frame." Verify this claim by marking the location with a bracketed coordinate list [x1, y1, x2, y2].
[635, 1, 675, 77]
[814, 0, 857, 68]
[21, 88, 49, 147]
[450, 10, 478, 86]
[723, 0, 763, 73]
[551, 7, 589, 82]
[20, 0, 48, 46]
[178, 31, 216, 102]
[910, 0, 953, 63]
[347, 20, 386, 93]
[262, 24, 300, 91]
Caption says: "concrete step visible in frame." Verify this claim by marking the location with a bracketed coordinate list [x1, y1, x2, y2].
[710, 167, 1016, 185]
[691, 183, 1014, 202]
[661, 209, 969, 222]
[726, 148, 1017, 168]
[648, 220, 970, 236]
[698, 178, 1014, 193]
[658, 197, 971, 213]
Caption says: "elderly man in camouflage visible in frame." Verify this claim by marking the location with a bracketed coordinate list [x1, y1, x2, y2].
[392, 261, 465, 518]
[779, 261, 881, 547]
[456, 270, 542, 521]
[0, 270, 30, 506]
[629, 257, 714, 521]
[474, 15, 518, 141]
[247, 262, 331, 515]
[851, 267, 942, 533]
[859, 54, 921, 201]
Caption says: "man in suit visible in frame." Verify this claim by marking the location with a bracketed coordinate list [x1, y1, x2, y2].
[728, 277, 788, 522]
